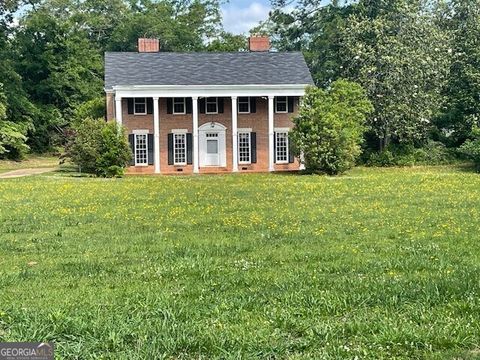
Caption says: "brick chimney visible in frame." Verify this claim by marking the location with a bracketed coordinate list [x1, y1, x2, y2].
[248, 35, 270, 52]
[138, 38, 160, 53]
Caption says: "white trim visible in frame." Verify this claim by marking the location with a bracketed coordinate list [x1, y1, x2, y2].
[153, 97, 160, 174]
[238, 131, 252, 165]
[268, 96, 275, 172]
[192, 97, 199, 173]
[231, 96, 238, 172]
[238, 128, 252, 133]
[205, 97, 218, 114]
[198, 122, 227, 131]
[275, 96, 288, 114]
[132, 129, 149, 134]
[274, 127, 290, 132]
[115, 98, 122, 126]
[173, 132, 187, 166]
[238, 96, 250, 114]
[134, 133, 148, 166]
[171, 128, 188, 134]
[134, 97, 147, 115]
[173, 97, 186, 115]
[275, 130, 289, 164]
[111, 84, 308, 99]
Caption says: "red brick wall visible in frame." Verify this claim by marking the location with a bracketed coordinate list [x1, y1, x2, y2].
[106, 96, 300, 174]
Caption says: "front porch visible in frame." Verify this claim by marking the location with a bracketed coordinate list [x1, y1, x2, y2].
[107, 85, 306, 174]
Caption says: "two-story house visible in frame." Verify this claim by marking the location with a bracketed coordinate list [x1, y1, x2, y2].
[104, 36, 314, 174]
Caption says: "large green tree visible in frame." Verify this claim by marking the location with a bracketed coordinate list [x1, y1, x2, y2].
[438, 0, 480, 146]
[339, 0, 450, 150]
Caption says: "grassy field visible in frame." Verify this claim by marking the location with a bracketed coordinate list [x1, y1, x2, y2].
[0, 155, 58, 173]
[0, 166, 479, 359]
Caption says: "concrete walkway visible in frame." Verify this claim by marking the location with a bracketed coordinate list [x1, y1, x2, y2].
[0, 167, 55, 179]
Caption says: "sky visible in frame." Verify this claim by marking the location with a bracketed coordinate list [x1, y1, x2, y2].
[221, 0, 273, 34]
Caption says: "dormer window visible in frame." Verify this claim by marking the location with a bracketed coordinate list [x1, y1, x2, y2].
[134, 98, 147, 115]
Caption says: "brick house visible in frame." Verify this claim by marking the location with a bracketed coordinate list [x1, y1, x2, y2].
[104, 36, 314, 174]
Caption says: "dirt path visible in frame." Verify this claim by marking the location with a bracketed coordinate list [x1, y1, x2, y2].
[0, 167, 55, 179]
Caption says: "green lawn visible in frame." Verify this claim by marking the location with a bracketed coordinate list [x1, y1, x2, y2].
[0, 167, 479, 359]
[0, 155, 58, 173]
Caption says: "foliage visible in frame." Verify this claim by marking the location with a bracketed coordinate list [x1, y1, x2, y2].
[365, 140, 457, 167]
[339, 0, 450, 150]
[72, 97, 106, 125]
[459, 126, 480, 170]
[1, 167, 480, 358]
[290, 81, 373, 174]
[206, 32, 248, 52]
[0, 84, 29, 158]
[63, 118, 131, 177]
[269, 0, 355, 87]
[437, 0, 480, 146]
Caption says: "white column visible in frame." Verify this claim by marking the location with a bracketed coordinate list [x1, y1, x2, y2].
[192, 97, 199, 173]
[268, 96, 275, 172]
[153, 97, 160, 174]
[115, 97, 122, 126]
[231, 96, 238, 172]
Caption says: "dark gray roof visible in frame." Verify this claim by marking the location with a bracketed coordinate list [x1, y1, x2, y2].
[104, 52, 314, 89]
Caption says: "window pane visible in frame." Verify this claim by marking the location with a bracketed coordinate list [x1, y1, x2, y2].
[134, 98, 146, 114]
[135, 134, 148, 165]
[173, 98, 185, 113]
[174, 133, 186, 165]
[206, 98, 217, 113]
[238, 97, 249, 113]
[238, 132, 251, 163]
[275, 132, 288, 162]
[276, 97, 287, 112]
[207, 139, 218, 154]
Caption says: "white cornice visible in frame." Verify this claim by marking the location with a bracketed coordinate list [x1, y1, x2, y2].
[108, 84, 309, 98]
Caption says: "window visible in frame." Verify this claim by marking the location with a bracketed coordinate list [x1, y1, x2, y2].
[134, 98, 147, 115]
[275, 131, 289, 163]
[238, 132, 251, 164]
[275, 96, 288, 113]
[134, 133, 148, 165]
[206, 97, 218, 114]
[173, 98, 186, 114]
[238, 97, 250, 114]
[173, 133, 187, 165]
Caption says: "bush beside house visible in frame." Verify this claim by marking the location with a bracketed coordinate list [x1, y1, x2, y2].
[63, 118, 131, 177]
[290, 81, 373, 174]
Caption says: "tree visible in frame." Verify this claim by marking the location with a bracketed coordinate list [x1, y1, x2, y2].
[339, 0, 450, 150]
[14, 4, 103, 152]
[0, 84, 29, 158]
[438, 0, 480, 146]
[269, 0, 356, 87]
[290, 81, 373, 174]
[206, 32, 247, 52]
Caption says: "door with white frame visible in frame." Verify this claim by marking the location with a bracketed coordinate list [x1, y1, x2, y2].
[199, 122, 226, 167]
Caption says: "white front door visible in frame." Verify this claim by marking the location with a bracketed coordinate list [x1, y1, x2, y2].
[205, 134, 220, 166]
[198, 122, 227, 167]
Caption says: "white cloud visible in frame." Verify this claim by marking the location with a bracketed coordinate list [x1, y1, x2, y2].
[221, 2, 271, 35]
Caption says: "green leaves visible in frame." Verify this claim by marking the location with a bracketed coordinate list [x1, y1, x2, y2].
[291, 81, 373, 174]
[63, 118, 132, 177]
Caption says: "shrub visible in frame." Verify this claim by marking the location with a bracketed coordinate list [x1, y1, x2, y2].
[290, 81, 373, 175]
[459, 126, 480, 171]
[63, 118, 131, 177]
[0, 86, 29, 159]
[366, 141, 458, 167]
